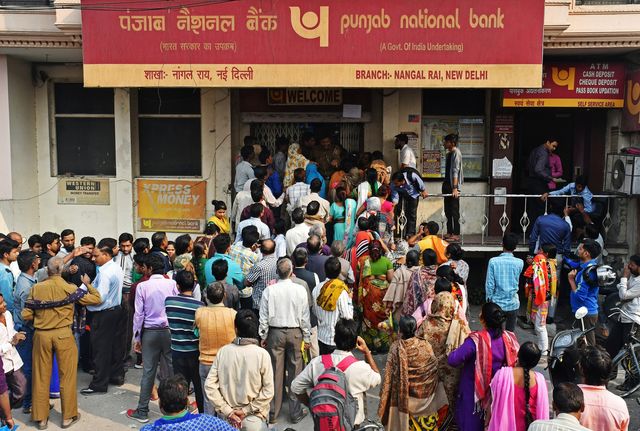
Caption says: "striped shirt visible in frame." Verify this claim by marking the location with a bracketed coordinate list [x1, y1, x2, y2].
[312, 279, 354, 346]
[246, 255, 278, 307]
[529, 413, 592, 431]
[165, 294, 203, 355]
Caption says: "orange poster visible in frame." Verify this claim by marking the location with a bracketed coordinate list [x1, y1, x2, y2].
[137, 179, 206, 233]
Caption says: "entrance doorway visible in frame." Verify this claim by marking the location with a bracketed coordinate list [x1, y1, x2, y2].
[250, 122, 364, 154]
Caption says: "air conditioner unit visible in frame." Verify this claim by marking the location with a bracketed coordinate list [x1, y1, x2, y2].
[604, 153, 640, 195]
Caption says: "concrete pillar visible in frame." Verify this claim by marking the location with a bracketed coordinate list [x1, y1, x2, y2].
[382, 89, 422, 171]
[202, 88, 232, 219]
[0, 56, 12, 202]
[114, 88, 134, 235]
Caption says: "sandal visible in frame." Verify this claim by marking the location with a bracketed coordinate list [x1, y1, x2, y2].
[37, 419, 48, 430]
[61, 413, 81, 429]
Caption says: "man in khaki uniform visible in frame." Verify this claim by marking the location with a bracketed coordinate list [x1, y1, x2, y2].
[22, 257, 101, 429]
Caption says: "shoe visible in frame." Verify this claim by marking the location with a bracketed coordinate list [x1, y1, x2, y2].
[23, 405, 32, 414]
[517, 320, 534, 330]
[80, 387, 106, 395]
[49, 392, 60, 399]
[616, 378, 640, 392]
[126, 409, 149, 423]
[61, 413, 81, 429]
[37, 419, 48, 430]
[109, 378, 125, 386]
[134, 363, 143, 369]
[291, 408, 309, 424]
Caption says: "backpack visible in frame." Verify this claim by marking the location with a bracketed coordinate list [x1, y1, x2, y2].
[309, 354, 359, 431]
[400, 167, 423, 189]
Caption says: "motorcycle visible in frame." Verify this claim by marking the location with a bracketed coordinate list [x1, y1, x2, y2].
[548, 306, 594, 387]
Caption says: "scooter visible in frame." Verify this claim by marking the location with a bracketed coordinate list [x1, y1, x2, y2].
[548, 306, 594, 387]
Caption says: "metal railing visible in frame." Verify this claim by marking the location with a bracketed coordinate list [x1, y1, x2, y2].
[397, 193, 629, 252]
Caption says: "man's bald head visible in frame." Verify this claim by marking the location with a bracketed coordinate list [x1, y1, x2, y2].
[260, 239, 275, 256]
[47, 256, 64, 276]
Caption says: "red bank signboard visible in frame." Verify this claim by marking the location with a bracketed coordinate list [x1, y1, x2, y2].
[503, 62, 626, 108]
[622, 70, 640, 132]
[81, 0, 544, 88]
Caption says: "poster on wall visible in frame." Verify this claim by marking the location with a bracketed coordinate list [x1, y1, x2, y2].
[58, 179, 110, 205]
[493, 115, 514, 150]
[136, 179, 206, 232]
[81, 0, 544, 88]
[422, 116, 485, 178]
[422, 150, 442, 178]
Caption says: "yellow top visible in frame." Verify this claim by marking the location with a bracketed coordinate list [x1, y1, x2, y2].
[208, 215, 231, 234]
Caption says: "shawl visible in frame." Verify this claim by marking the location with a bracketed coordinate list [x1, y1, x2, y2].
[283, 143, 310, 188]
[468, 329, 520, 412]
[348, 230, 373, 276]
[488, 367, 549, 431]
[384, 265, 418, 308]
[417, 235, 449, 264]
[402, 265, 437, 316]
[208, 215, 231, 234]
[316, 278, 349, 311]
[524, 255, 557, 306]
[378, 337, 441, 429]
[343, 198, 358, 247]
[25, 286, 88, 309]
[233, 337, 260, 346]
[370, 159, 390, 185]
[422, 292, 470, 355]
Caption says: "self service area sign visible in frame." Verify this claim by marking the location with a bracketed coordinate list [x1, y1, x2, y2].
[503, 62, 626, 108]
[81, 0, 544, 88]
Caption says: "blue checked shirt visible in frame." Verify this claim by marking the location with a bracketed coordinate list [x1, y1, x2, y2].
[390, 171, 425, 203]
[485, 252, 524, 312]
[549, 183, 594, 213]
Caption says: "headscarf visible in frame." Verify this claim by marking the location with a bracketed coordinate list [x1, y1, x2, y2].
[378, 337, 443, 430]
[344, 168, 363, 196]
[305, 163, 327, 198]
[283, 143, 309, 188]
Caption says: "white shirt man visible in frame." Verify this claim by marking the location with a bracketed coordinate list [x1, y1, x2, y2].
[400, 144, 416, 169]
[286, 210, 311, 256]
[235, 217, 270, 244]
[313, 278, 353, 350]
[291, 319, 380, 426]
[286, 181, 311, 214]
[299, 194, 330, 222]
[243, 179, 284, 208]
[258, 258, 310, 423]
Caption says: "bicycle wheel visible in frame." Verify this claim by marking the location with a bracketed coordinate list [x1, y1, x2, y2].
[609, 344, 640, 398]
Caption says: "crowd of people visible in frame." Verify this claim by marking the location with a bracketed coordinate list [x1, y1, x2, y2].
[0, 132, 634, 431]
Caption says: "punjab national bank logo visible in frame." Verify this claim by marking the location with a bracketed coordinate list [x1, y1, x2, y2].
[551, 66, 576, 91]
[627, 78, 640, 125]
[290, 6, 329, 47]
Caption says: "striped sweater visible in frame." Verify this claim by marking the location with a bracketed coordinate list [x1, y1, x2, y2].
[164, 294, 203, 355]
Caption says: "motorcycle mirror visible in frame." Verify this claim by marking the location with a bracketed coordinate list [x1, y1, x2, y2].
[575, 306, 588, 320]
